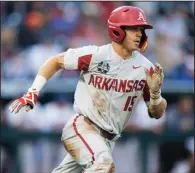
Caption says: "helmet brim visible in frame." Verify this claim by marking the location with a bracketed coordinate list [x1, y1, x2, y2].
[121, 24, 153, 29]
[140, 24, 153, 29]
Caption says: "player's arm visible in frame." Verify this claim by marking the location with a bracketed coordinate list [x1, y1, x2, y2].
[145, 63, 167, 119]
[9, 53, 65, 114]
[9, 45, 96, 114]
[147, 95, 167, 119]
[37, 53, 65, 80]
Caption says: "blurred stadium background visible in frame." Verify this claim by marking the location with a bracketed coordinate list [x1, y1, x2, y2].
[1, 1, 194, 173]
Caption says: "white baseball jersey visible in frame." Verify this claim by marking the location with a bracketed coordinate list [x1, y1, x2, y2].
[63, 44, 154, 135]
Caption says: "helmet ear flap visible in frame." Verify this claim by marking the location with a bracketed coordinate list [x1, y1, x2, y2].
[107, 24, 126, 43]
[139, 30, 148, 53]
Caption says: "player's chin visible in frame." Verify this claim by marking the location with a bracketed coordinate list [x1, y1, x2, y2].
[132, 46, 139, 51]
[132, 43, 139, 50]
[127, 44, 138, 52]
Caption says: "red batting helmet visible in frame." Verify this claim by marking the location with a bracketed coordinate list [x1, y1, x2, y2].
[107, 6, 153, 52]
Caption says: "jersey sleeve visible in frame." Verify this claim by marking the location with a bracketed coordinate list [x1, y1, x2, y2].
[143, 66, 154, 105]
[63, 45, 99, 71]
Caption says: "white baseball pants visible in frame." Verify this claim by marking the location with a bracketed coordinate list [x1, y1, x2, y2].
[51, 114, 115, 173]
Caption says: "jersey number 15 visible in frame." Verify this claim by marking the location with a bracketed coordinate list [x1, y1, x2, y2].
[123, 96, 137, 112]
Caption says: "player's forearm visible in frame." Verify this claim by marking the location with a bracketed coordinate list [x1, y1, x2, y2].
[38, 56, 62, 80]
[29, 54, 64, 94]
[148, 97, 167, 119]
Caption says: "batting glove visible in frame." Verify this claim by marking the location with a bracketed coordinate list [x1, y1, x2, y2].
[9, 89, 38, 114]
[145, 63, 164, 100]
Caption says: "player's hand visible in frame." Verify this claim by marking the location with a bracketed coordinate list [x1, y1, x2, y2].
[145, 63, 164, 93]
[9, 92, 38, 114]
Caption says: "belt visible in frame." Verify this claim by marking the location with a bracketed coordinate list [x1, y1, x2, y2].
[83, 116, 117, 140]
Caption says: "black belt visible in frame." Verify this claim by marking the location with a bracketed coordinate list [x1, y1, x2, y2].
[82, 115, 117, 140]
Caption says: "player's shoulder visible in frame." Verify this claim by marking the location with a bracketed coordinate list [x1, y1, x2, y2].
[65, 44, 110, 60]
[133, 51, 154, 68]
[91, 44, 111, 61]
[65, 44, 99, 56]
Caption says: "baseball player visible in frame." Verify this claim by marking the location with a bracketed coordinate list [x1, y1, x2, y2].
[9, 6, 167, 173]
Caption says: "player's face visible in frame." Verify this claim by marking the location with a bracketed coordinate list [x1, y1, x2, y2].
[122, 26, 144, 52]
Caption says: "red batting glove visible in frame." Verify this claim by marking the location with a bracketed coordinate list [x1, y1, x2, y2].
[9, 92, 38, 114]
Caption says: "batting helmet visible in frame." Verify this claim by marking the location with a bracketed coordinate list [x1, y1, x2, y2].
[107, 6, 153, 52]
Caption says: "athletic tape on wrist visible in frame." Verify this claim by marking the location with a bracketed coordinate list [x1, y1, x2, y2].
[150, 89, 161, 99]
[150, 96, 163, 105]
[28, 75, 47, 94]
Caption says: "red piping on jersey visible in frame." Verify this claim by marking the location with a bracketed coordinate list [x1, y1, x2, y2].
[78, 54, 92, 71]
[73, 115, 95, 165]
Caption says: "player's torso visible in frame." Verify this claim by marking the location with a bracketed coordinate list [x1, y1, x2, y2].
[74, 44, 149, 134]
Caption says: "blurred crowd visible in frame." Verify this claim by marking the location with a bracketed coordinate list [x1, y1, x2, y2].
[1, 2, 194, 173]
[1, 1, 194, 80]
